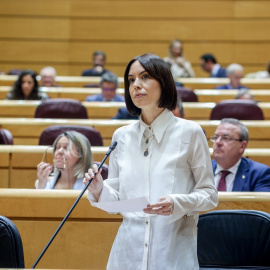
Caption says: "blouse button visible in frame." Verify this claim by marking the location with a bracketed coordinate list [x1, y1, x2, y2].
[183, 214, 187, 218]
[146, 221, 148, 225]
[145, 243, 148, 247]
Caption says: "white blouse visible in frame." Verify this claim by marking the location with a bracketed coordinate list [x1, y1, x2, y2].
[87, 109, 218, 270]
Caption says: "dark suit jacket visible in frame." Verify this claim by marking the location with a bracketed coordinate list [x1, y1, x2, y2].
[212, 158, 270, 191]
[211, 67, 227, 78]
[81, 68, 109, 77]
[112, 107, 139, 120]
[214, 84, 250, 90]
[85, 94, 125, 102]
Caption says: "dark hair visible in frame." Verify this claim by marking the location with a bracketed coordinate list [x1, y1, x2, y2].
[7, 70, 39, 100]
[93, 50, 106, 61]
[200, 53, 217, 64]
[124, 53, 177, 115]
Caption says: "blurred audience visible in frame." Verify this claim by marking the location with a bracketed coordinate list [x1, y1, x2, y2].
[245, 61, 270, 79]
[85, 72, 124, 102]
[5, 70, 49, 100]
[235, 89, 254, 101]
[40, 66, 60, 87]
[200, 53, 227, 78]
[215, 64, 249, 90]
[35, 131, 92, 189]
[82, 50, 109, 77]
[211, 118, 270, 191]
[164, 39, 195, 79]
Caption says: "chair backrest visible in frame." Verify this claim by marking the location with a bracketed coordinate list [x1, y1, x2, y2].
[93, 161, 109, 180]
[210, 100, 264, 120]
[0, 216, 25, 268]
[39, 125, 103, 146]
[0, 129, 14, 145]
[34, 98, 88, 119]
[198, 210, 270, 269]
[176, 87, 198, 102]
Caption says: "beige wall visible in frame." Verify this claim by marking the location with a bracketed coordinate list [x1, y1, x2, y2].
[0, 0, 269, 77]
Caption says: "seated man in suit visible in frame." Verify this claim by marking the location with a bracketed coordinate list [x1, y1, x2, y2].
[211, 118, 270, 191]
[85, 72, 124, 102]
[215, 63, 249, 90]
[81, 51, 110, 77]
[200, 53, 227, 78]
[113, 97, 185, 120]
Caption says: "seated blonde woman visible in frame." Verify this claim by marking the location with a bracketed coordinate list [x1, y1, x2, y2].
[35, 131, 92, 189]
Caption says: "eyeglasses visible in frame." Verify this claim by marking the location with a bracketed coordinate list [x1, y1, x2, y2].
[210, 136, 243, 143]
[41, 146, 53, 163]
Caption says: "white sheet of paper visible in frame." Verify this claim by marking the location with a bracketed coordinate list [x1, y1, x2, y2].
[92, 197, 149, 212]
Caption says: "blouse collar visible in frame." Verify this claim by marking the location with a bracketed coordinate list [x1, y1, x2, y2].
[138, 109, 174, 145]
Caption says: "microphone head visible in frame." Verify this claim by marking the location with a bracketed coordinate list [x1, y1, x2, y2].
[109, 141, 117, 151]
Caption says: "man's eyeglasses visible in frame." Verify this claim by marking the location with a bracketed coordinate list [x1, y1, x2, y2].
[210, 136, 243, 143]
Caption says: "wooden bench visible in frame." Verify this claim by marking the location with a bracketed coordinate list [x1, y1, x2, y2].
[1, 74, 270, 89]
[2, 86, 270, 103]
[195, 89, 270, 103]
[0, 145, 269, 189]
[0, 189, 269, 269]
[1, 118, 270, 148]
[1, 100, 270, 120]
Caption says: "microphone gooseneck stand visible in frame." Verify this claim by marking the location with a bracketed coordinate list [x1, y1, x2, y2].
[32, 141, 117, 269]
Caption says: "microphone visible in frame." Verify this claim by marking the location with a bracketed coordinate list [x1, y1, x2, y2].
[32, 141, 117, 269]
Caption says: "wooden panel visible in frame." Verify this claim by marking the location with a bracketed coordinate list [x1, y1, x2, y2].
[0, 41, 69, 63]
[235, 1, 270, 18]
[195, 90, 270, 103]
[0, 170, 9, 187]
[0, 189, 121, 269]
[0, 0, 71, 16]
[0, 189, 270, 268]
[0, 18, 69, 40]
[71, 1, 234, 19]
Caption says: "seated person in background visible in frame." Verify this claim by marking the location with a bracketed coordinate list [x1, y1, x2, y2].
[235, 89, 254, 101]
[163, 39, 195, 79]
[40, 66, 60, 87]
[81, 50, 109, 77]
[35, 131, 92, 189]
[85, 72, 124, 102]
[113, 97, 185, 120]
[245, 61, 270, 79]
[211, 118, 270, 191]
[215, 63, 249, 90]
[200, 53, 227, 78]
[5, 70, 49, 100]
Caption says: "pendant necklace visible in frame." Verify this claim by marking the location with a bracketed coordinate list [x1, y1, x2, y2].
[143, 133, 154, 157]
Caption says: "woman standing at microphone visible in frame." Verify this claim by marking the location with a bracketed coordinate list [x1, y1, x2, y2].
[84, 53, 218, 270]
[36, 131, 92, 189]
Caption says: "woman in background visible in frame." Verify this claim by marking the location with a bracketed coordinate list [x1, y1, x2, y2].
[36, 131, 92, 189]
[164, 39, 195, 79]
[6, 70, 48, 100]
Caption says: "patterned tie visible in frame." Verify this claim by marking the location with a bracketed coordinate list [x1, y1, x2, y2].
[217, 170, 230, 191]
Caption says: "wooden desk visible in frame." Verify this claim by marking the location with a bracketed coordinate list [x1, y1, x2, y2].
[0, 189, 122, 269]
[2, 87, 270, 104]
[1, 75, 270, 89]
[178, 78, 270, 90]
[195, 89, 270, 103]
[0, 145, 269, 189]
[1, 100, 270, 121]
[0, 86, 125, 100]
[0, 189, 269, 268]
[0, 75, 125, 88]
[1, 118, 270, 148]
